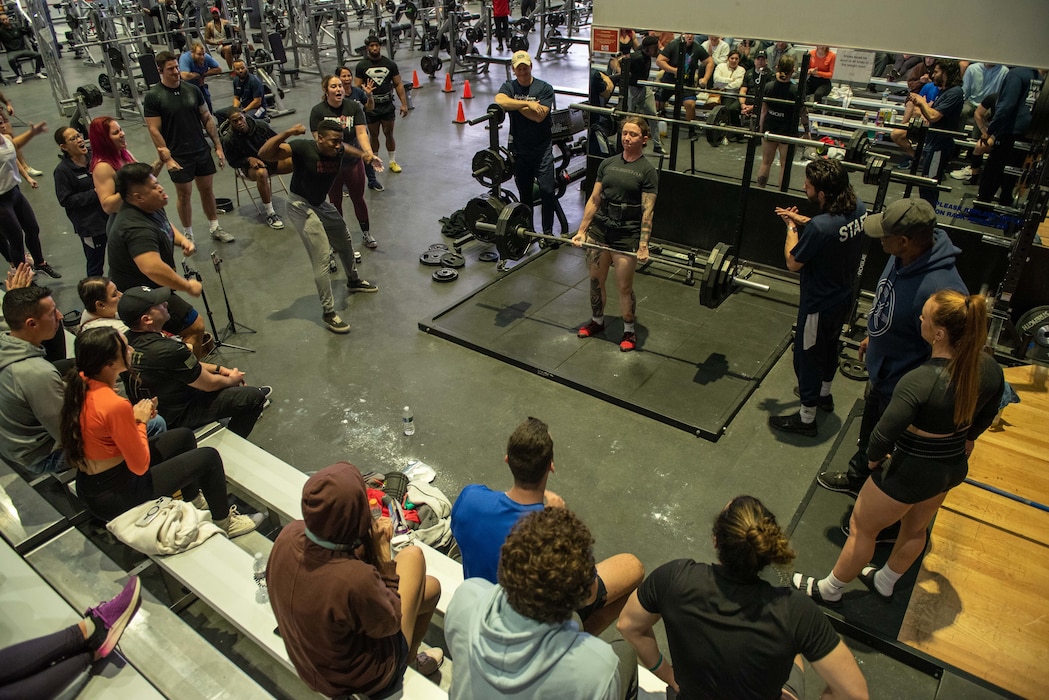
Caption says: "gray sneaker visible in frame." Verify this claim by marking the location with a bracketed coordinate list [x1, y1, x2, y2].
[266, 213, 285, 229]
[362, 231, 378, 249]
[217, 505, 263, 538]
[322, 312, 351, 334]
[211, 225, 235, 243]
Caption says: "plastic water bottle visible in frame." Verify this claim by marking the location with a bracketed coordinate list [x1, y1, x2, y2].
[402, 406, 415, 436]
[369, 497, 382, 520]
[253, 552, 268, 604]
[882, 89, 889, 103]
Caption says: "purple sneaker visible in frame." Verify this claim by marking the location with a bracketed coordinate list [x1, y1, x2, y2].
[86, 576, 141, 659]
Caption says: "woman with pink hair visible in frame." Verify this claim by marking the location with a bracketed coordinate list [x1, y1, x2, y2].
[88, 116, 161, 216]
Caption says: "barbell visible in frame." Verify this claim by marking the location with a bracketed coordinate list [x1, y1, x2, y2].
[474, 202, 770, 309]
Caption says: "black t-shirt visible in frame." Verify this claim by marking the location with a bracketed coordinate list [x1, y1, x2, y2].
[659, 39, 710, 87]
[288, 139, 342, 206]
[355, 56, 400, 112]
[126, 330, 204, 426]
[639, 560, 840, 700]
[626, 48, 652, 88]
[498, 78, 555, 155]
[791, 200, 867, 312]
[743, 67, 771, 99]
[143, 81, 209, 157]
[593, 154, 657, 234]
[763, 79, 799, 134]
[924, 85, 964, 152]
[107, 204, 177, 291]
[308, 100, 366, 161]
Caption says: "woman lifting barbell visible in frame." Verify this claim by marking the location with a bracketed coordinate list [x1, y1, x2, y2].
[571, 116, 657, 352]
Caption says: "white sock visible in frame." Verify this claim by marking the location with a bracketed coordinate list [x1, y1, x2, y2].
[264, 202, 275, 215]
[592, 316, 604, 326]
[818, 572, 847, 601]
[388, 151, 397, 163]
[821, 381, 833, 397]
[209, 219, 219, 232]
[183, 226, 193, 239]
[873, 566, 903, 596]
[624, 321, 636, 333]
[799, 405, 817, 423]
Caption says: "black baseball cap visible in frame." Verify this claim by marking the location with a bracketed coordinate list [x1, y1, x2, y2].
[118, 286, 170, 327]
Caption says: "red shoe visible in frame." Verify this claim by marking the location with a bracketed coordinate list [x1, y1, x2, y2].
[620, 332, 637, 352]
[577, 320, 605, 338]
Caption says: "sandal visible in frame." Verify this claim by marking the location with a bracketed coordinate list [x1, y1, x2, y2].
[791, 572, 842, 609]
[858, 565, 893, 601]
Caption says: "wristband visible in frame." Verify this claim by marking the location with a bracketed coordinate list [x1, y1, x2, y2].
[647, 653, 664, 672]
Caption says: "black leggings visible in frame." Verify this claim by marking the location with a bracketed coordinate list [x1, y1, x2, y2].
[494, 16, 509, 41]
[0, 185, 44, 267]
[327, 158, 369, 230]
[0, 625, 90, 700]
[808, 77, 832, 104]
[75, 428, 228, 521]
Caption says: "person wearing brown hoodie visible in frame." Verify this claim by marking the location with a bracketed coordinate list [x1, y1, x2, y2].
[266, 462, 443, 697]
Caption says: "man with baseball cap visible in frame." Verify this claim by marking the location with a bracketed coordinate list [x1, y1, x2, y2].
[817, 198, 967, 496]
[120, 286, 269, 438]
[203, 6, 241, 69]
[741, 50, 771, 121]
[496, 51, 557, 241]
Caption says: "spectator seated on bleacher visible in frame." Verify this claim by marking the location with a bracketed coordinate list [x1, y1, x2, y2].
[119, 286, 269, 438]
[266, 462, 445, 696]
[446, 507, 638, 699]
[77, 276, 129, 335]
[617, 496, 870, 699]
[0, 576, 141, 696]
[0, 285, 67, 475]
[220, 110, 285, 229]
[450, 417, 644, 636]
[711, 49, 747, 142]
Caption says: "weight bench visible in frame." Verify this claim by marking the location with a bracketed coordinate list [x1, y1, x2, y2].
[459, 53, 511, 81]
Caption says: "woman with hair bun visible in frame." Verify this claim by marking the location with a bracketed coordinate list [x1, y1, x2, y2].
[794, 291, 1004, 607]
[618, 495, 869, 699]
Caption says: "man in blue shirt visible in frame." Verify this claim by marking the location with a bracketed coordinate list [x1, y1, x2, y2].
[910, 59, 964, 206]
[451, 417, 643, 636]
[215, 59, 267, 125]
[179, 41, 223, 113]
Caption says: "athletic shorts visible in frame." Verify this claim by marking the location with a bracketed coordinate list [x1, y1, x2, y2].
[162, 290, 200, 335]
[367, 102, 397, 123]
[575, 574, 608, 621]
[588, 221, 640, 253]
[169, 149, 217, 184]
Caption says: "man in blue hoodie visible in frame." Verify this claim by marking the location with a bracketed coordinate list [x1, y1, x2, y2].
[817, 198, 967, 496]
[446, 507, 636, 699]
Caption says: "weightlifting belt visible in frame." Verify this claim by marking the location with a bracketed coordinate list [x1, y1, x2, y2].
[600, 201, 642, 227]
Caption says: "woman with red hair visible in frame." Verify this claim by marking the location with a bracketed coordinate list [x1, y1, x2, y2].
[88, 117, 161, 216]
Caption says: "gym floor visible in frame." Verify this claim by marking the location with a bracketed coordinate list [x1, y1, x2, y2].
[7, 28, 1011, 698]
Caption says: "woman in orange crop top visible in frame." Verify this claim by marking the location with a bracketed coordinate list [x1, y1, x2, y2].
[806, 46, 836, 104]
[59, 327, 261, 537]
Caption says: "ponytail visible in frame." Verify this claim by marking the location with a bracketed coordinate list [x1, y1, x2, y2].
[60, 369, 89, 470]
[930, 290, 987, 427]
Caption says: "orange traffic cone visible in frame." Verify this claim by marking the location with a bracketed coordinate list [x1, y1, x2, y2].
[412, 70, 422, 89]
[462, 79, 473, 99]
[453, 101, 467, 124]
[442, 73, 454, 93]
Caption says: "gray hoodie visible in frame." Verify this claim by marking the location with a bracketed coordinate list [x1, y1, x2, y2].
[446, 578, 620, 699]
[0, 332, 65, 469]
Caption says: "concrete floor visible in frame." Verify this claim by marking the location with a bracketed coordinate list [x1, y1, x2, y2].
[6, 28, 1007, 698]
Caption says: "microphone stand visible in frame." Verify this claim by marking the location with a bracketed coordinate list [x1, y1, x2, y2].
[182, 257, 255, 357]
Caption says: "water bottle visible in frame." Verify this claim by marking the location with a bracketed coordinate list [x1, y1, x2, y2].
[369, 497, 382, 520]
[402, 406, 415, 436]
[882, 89, 889, 103]
[253, 552, 269, 604]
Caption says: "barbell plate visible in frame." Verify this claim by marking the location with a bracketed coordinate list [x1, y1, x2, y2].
[419, 250, 444, 266]
[494, 202, 534, 261]
[845, 130, 867, 165]
[478, 250, 500, 262]
[717, 243, 736, 304]
[464, 196, 493, 240]
[428, 243, 450, 251]
[699, 244, 726, 308]
[432, 268, 459, 282]
[441, 252, 466, 268]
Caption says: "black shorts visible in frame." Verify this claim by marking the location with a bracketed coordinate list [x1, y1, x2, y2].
[162, 291, 200, 335]
[367, 103, 397, 123]
[169, 149, 217, 184]
[360, 631, 410, 700]
[575, 574, 608, 621]
[872, 433, 968, 504]
[589, 221, 640, 253]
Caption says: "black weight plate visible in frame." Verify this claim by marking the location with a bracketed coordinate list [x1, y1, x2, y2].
[428, 243, 450, 251]
[433, 268, 458, 282]
[479, 250, 500, 262]
[699, 244, 725, 308]
[494, 202, 533, 261]
[717, 244, 735, 300]
[464, 196, 495, 240]
[420, 250, 444, 266]
[98, 73, 112, 93]
[441, 252, 466, 268]
[845, 129, 868, 165]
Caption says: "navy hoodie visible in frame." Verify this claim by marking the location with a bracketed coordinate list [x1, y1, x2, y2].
[865, 229, 966, 397]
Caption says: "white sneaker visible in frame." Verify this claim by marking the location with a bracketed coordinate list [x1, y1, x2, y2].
[217, 505, 263, 538]
[36, 72, 47, 79]
[26, 167, 43, 176]
[949, 166, 972, 181]
[266, 212, 284, 229]
[190, 493, 208, 511]
[15, 76, 23, 84]
[210, 225, 235, 242]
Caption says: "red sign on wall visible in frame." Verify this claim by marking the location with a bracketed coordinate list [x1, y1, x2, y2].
[591, 28, 619, 54]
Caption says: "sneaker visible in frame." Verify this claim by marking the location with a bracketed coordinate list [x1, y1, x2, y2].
[389, 160, 402, 173]
[34, 262, 61, 279]
[362, 231, 378, 249]
[27, 166, 43, 176]
[653, 144, 665, 155]
[183, 229, 194, 242]
[218, 505, 264, 538]
[323, 311, 351, 334]
[189, 492, 209, 510]
[36, 72, 48, 79]
[368, 180, 384, 192]
[949, 166, 972, 181]
[258, 385, 273, 409]
[816, 470, 865, 497]
[327, 248, 338, 273]
[792, 386, 834, 412]
[15, 76, 22, 84]
[895, 158, 913, 170]
[620, 331, 637, 352]
[965, 172, 980, 187]
[85, 576, 141, 660]
[719, 137, 729, 147]
[413, 648, 445, 676]
[346, 278, 378, 293]
[577, 320, 605, 338]
[768, 411, 818, 437]
[210, 225, 235, 243]
[266, 212, 285, 229]
[841, 512, 901, 544]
